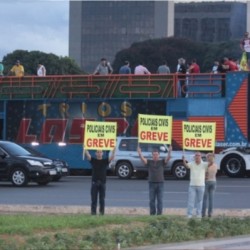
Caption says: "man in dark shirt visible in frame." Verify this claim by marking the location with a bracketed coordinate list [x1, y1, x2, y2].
[85, 148, 115, 215]
[217, 58, 228, 97]
[177, 58, 187, 98]
[137, 146, 172, 215]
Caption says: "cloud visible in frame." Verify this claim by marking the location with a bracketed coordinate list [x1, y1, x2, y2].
[0, 0, 69, 60]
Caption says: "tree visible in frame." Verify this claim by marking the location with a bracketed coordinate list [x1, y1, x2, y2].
[2, 50, 84, 75]
[113, 37, 242, 73]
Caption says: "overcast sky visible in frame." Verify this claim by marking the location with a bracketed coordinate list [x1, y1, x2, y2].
[0, 0, 247, 61]
[0, 0, 69, 60]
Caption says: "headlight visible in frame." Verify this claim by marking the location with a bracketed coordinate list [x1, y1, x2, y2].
[27, 159, 44, 167]
[43, 161, 53, 166]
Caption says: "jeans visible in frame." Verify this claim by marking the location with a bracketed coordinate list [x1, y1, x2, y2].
[149, 182, 164, 215]
[202, 181, 216, 217]
[187, 185, 205, 218]
[91, 180, 106, 215]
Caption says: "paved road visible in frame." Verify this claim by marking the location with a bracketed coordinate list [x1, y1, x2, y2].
[1, 176, 250, 209]
[1, 176, 250, 250]
[126, 235, 250, 250]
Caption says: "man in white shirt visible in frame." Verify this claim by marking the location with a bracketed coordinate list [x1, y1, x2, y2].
[183, 152, 208, 219]
[37, 63, 46, 76]
[134, 64, 150, 75]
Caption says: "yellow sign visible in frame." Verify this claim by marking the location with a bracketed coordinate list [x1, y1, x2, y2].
[182, 121, 216, 151]
[138, 114, 172, 144]
[84, 121, 117, 150]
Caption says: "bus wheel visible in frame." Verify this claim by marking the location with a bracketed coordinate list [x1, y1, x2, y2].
[222, 154, 246, 177]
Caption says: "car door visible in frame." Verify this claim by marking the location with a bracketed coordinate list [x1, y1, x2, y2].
[0, 147, 9, 178]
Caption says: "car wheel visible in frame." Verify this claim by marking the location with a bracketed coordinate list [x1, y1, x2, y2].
[11, 168, 28, 187]
[116, 162, 133, 179]
[172, 162, 189, 180]
[222, 154, 246, 177]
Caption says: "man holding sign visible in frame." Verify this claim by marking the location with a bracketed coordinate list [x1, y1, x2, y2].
[137, 146, 172, 215]
[137, 113, 172, 215]
[84, 120, 117, 215]
[138, 114, 172, 145]
[182, 121, 216, 152]
[183, 152, 208, 219]
[182, 121, 215, 219]
[85, 149, 115, 215]
[84, 121, 117, 150]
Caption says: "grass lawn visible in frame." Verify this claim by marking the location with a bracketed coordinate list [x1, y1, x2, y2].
[1, 214, 250, 249]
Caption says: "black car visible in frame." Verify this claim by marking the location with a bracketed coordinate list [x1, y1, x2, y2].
[23, 145, 70, 181]
[0, 141, 58, 186]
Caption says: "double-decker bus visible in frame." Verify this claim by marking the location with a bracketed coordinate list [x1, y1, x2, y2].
[0, 71, 249, 177]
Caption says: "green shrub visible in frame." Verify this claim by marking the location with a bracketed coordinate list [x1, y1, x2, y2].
[1, 214, 250, 249]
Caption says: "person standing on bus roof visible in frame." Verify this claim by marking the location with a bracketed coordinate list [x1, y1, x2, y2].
[188, 59, 200, 73]
[177, 58, 187, 98]
[240, 31, 250, 70]
[93, 58, 113, 75]
[85, 148, 116, 215]
[157, 61, 170, 74]
[137, 145, 172, 215]
[134, 63, 151, 75]
[37, 63, 46, 76]
[8, 60, 24, 77]
[0, 61, 4, 76]
[119, 60, 131, 74]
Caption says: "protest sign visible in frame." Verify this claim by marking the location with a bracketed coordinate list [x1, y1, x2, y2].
[138, 114, 172, 144]
[182, 121, 216, 151]
[84, 121, 117, 150]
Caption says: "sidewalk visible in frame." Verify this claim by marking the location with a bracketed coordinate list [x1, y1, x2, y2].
[1, 205, 250, 217]
[125, 235, 250, 250]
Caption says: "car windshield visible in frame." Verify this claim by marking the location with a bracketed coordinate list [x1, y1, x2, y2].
[119, 139, 167, 153]
[141, 143, 167, 153]
[23, 146, 45, 157]
[1, 142, 32, 156]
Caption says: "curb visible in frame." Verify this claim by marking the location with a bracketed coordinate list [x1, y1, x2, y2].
[1, 205, 250, 217]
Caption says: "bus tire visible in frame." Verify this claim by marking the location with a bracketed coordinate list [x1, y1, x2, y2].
[222, 154, 246, 177]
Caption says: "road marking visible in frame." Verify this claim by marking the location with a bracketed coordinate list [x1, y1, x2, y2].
[139, 191, 230, 195]
[164, 192, 230, 195]
[107, 198, 186, 203]
[218, 185, 250, 188]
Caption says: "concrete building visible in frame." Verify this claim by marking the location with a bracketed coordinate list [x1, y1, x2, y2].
[69, 1, 249, 73]
[69, 1, 174, 73]
[175, 1, 247, 42]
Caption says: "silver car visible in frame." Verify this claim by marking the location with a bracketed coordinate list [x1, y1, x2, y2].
[109, 137, 194, 180]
